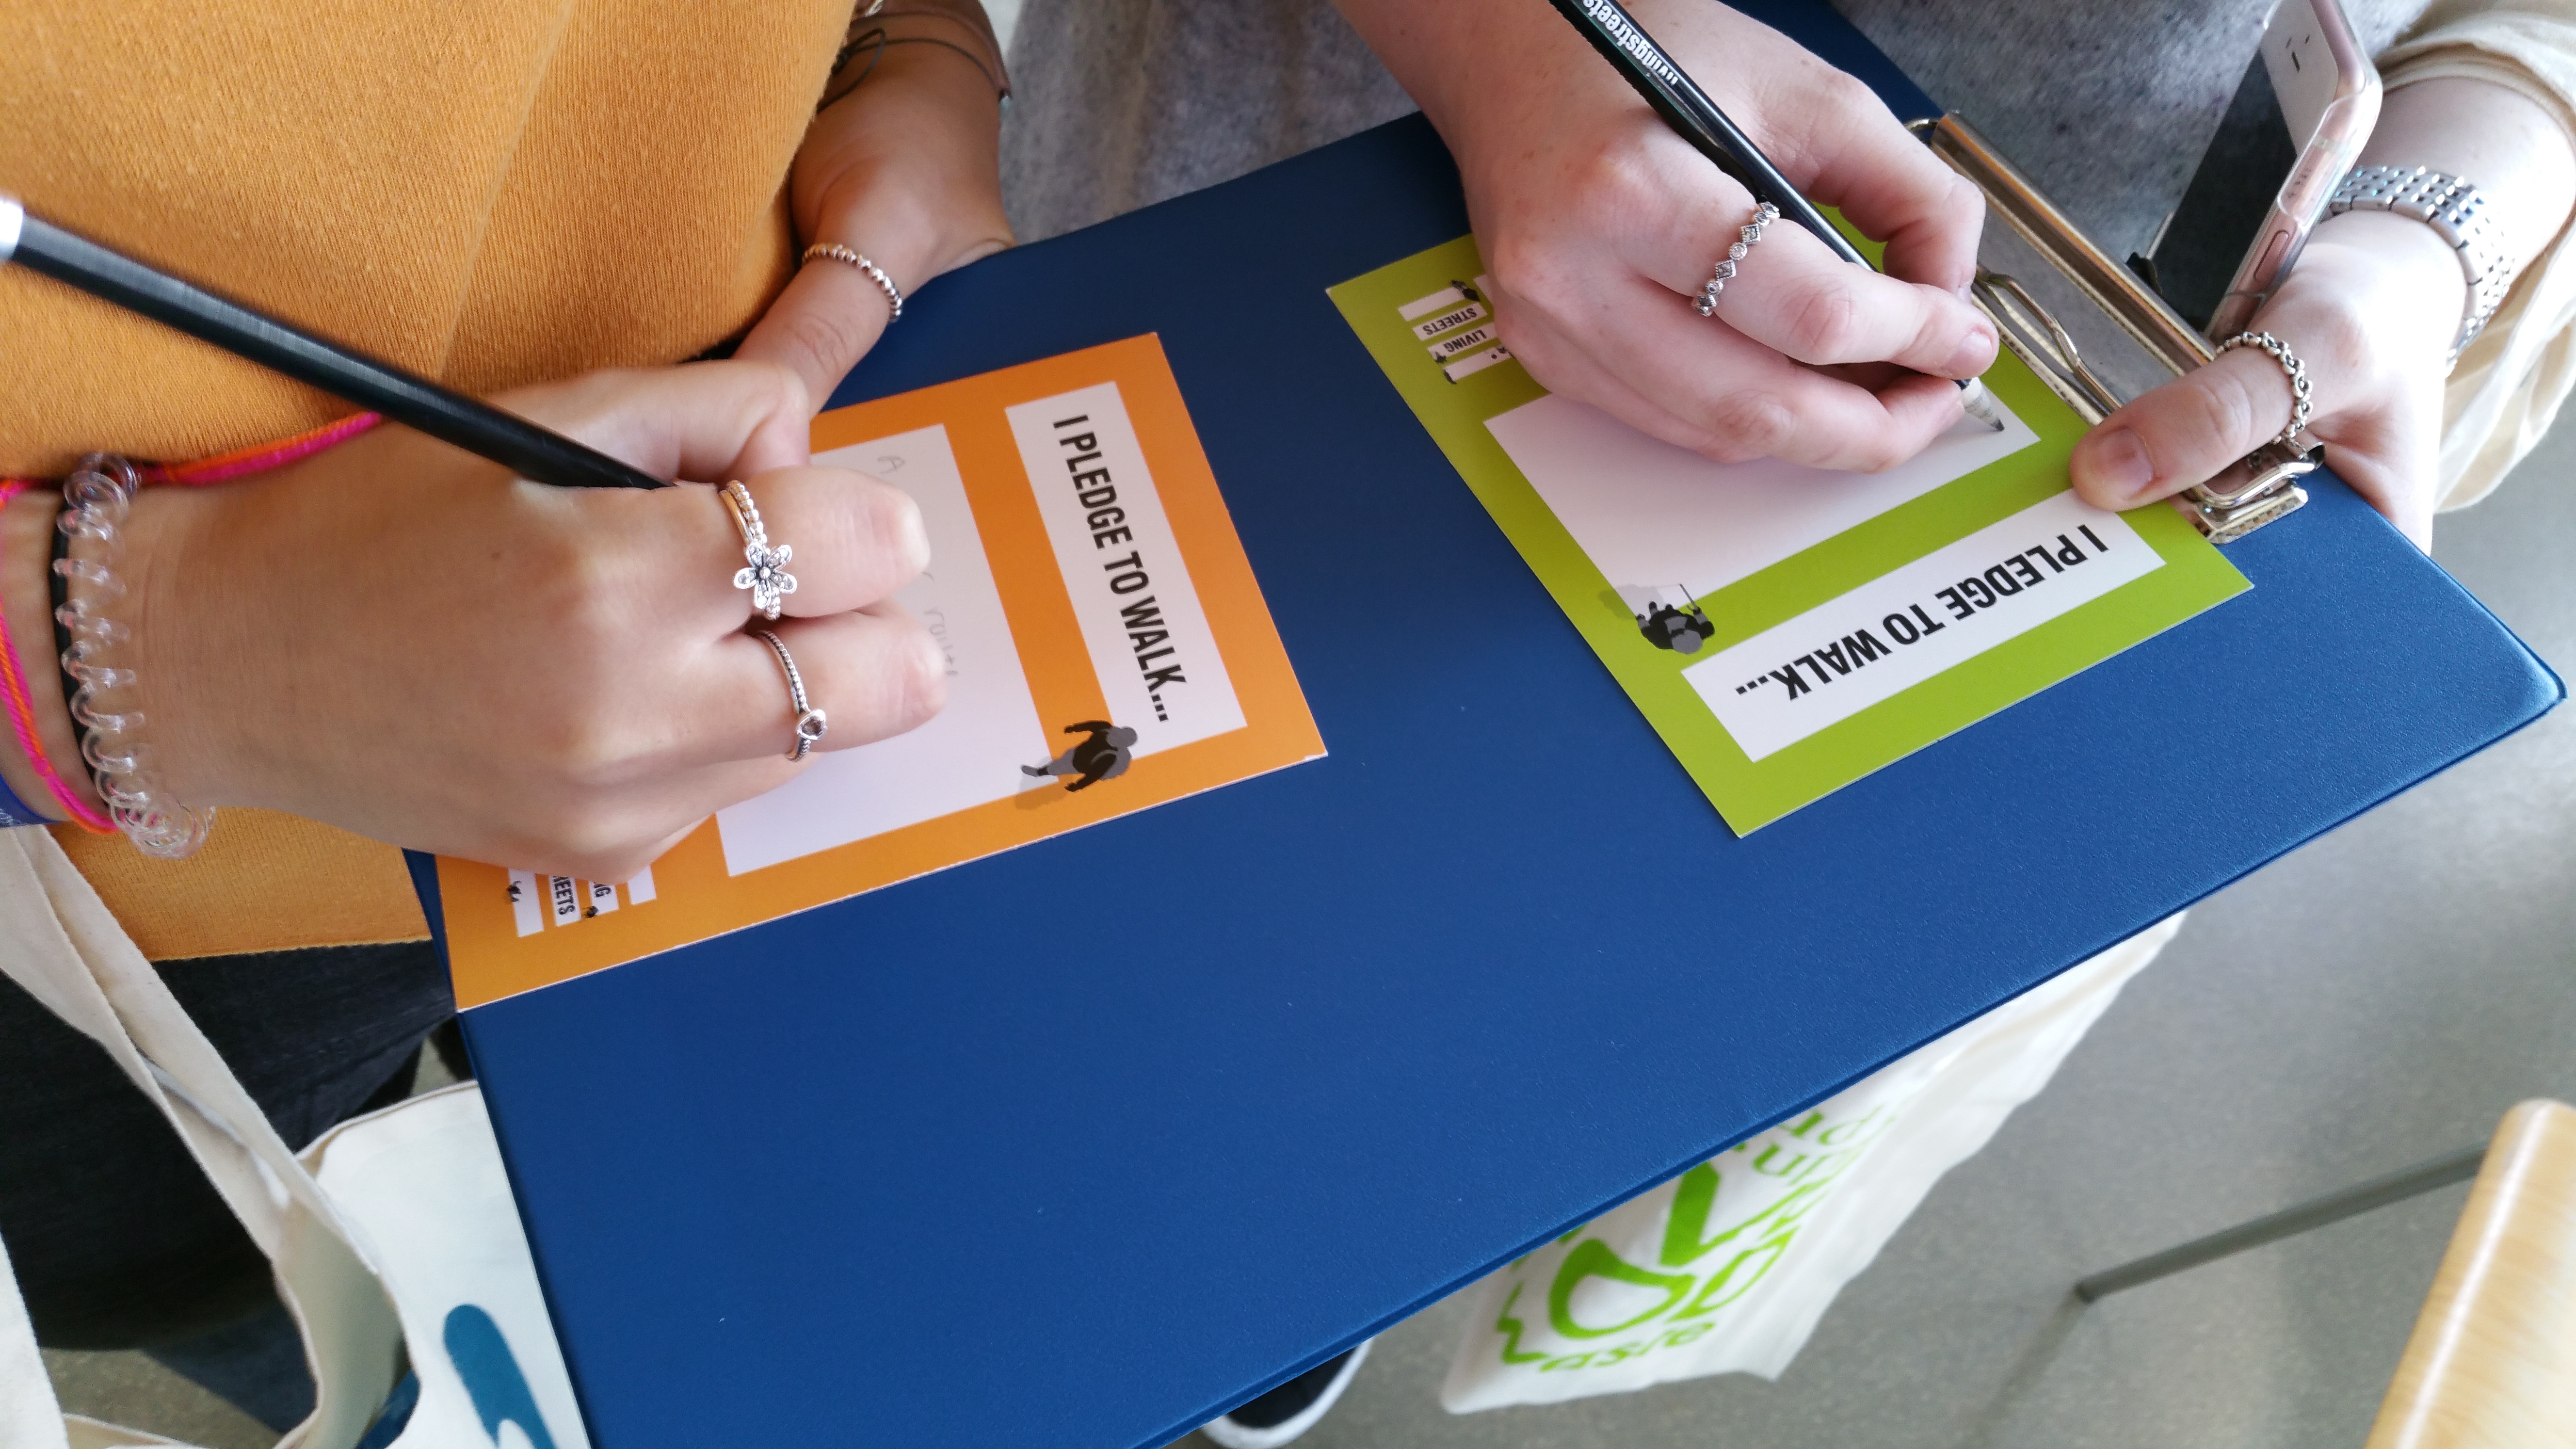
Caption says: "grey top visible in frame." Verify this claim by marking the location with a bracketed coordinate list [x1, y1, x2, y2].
[1000, 0, 2431, 261]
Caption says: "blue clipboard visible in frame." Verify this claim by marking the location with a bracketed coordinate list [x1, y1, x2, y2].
[416, 11, 2560, 1445]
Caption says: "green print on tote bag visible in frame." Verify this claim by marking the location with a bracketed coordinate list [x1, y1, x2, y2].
[1492, 1103, 1893, 1375]
[1439, 918, 2183, 1413]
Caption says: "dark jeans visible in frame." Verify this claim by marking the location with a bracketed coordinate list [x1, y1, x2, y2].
[0, 940, 454, 1348]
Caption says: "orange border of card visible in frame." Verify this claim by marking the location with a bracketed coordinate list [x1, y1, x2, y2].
[437, 336, 1325, 1008]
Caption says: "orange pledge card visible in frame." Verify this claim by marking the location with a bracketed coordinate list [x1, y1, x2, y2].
[437, 336, 1324, 1007]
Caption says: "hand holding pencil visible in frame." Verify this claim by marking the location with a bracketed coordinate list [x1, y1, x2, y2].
[0, 362, 947, 878]
[1336, 0, 1999, 472]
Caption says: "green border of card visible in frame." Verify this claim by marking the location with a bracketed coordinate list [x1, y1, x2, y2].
[1330, 235, 2249, 834]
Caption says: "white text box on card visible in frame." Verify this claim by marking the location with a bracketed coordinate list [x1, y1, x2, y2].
[1487, 393, 2037, 598]
[1684, 492, 2163, 761]
[1005, 383, 1244, 755]
[715, 424, 1050, 876]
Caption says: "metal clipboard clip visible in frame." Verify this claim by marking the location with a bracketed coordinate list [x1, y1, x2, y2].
[1919, 115, 2312, 545]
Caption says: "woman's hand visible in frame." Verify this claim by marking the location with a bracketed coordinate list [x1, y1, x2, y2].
[736, 31, 1014, 408]
[2068, 212, 2462, 548]
[1335, 0, 1997, 471]
[2070, 77, 2576, 550]
[94, 363, 944, 879]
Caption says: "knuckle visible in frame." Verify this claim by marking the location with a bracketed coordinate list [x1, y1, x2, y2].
[2305, 308, 2372, 390]
[2194, 366, 2268, 450]
[1820, 71, 1882, 122]
[515, 528, 629, 658]
[1842, 433, 1911, 474]
[1944, 172, 1988, 228]
[1911, 297, 1970, 366]
[1486, 233, 1574, 321]
[836, 622, 950, 743]
[1566, 134, 1660, 214]
[528, 702, 641, 791]
[822, 481, 929, 588]
[1776, 74, 1883, 166]
[780, 305, 869, 380]
[1782, 281, 1866, 360]
[1692, 429, 1764, 464]
[1704, 389, 1798, 456]
[740, 357, 810, 419]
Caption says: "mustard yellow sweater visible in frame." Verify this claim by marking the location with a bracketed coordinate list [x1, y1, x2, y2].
[1, 0, 849, 956]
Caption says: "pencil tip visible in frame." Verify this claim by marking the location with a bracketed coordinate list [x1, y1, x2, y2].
[1957, 376, 2006, 431]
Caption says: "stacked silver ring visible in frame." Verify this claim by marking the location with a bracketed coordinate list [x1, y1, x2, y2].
[1696, 202, 1780, 317]
[753, 629, 829, 761]
[803, 242, 905, 322]
[723, 480, 798, 621]
[2216, 331, 2315, 452]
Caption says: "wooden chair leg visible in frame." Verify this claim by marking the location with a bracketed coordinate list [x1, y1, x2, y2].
[2367, 1098, 2576, 1449]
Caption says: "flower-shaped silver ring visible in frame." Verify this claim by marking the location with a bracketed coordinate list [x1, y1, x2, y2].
[722, 480, 798, 621]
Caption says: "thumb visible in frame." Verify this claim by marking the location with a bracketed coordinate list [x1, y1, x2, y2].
[734, 254, 902, 412]
[2068, 345, 2300, 511]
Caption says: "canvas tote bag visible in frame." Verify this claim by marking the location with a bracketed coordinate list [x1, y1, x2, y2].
[0, 826, 585, 1449]
[1440, 915, 2183, 1412]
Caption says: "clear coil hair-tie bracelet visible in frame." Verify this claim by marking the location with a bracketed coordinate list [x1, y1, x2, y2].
[52, 454, 215, 857]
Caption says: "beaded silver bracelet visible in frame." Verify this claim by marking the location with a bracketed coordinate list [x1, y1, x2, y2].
[52, 454, 214, 857]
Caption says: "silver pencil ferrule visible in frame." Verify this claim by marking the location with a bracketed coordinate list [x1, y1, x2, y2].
[0, 195, 21, 265]
[1956, 375, 2005, 431]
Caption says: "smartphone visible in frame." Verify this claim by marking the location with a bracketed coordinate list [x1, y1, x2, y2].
[2130, 0, 2381, 338]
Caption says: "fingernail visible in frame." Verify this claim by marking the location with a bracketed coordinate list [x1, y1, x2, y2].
[2075, 427, 2154, 501]
[1946, 324, 1997, 377]
[896, 498, 932, 572]
[911, 628, 954, 715]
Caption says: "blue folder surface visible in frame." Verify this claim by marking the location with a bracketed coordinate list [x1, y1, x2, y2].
[428, 13, 2559, 1446]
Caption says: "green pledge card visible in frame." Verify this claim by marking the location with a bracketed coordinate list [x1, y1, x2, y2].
[1330, 236, 2250, 834]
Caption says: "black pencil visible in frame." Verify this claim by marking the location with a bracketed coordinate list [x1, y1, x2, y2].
[1542, 0, 2003, 429]
[0, 194, 670, 490]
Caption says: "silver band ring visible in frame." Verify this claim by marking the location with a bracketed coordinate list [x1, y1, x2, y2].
[803, 243, 904, 322]
[723, 480, 798, 621]
[2216, 331, 2316, 451]
[752, 628, 828, 761]
[1696, 202, 1781, 317]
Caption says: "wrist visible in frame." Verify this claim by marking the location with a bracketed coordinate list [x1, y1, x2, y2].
[2300, 211, 2473, 361]
[1337, 0, 1569, 171]
[806, 46, 1010, 286]
[114, 478, 242, 810]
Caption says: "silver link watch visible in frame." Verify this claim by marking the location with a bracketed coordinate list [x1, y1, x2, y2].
[2329, 165, 2518, 362]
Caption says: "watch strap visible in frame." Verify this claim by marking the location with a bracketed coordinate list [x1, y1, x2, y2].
[2330, 164, 2517, 360]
